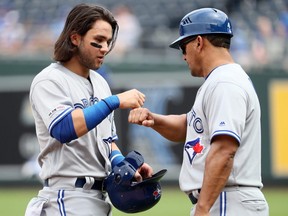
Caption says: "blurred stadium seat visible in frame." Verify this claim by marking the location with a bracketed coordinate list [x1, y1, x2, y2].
[0, 0, 288, 70]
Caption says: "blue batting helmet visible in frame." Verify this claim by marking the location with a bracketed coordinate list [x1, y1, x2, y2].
[170, 8, 233, 49]
[104, 151, 167, 213]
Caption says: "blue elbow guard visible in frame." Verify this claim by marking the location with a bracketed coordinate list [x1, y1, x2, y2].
[51, 112, 77, 143]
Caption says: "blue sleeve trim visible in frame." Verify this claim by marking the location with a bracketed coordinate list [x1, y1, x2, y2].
[48, 107, 74, 133]
[83, 95, 120, 131]
[211, 130, 241, 143]
[109, 150, 125, 168]
[51, 112, 77, 143]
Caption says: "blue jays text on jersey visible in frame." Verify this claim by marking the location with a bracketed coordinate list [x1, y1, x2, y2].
[185, 109, 205, 165]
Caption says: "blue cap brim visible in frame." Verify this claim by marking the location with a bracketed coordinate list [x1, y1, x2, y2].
[169, 36, 186, 49]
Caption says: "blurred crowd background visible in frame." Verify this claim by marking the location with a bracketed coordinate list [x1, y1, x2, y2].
[0, 0, 288, 71]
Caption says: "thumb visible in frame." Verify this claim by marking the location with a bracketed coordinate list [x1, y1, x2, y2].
[134, 170, 143, 182]
[142, 114, 154, 127]
[142, 119, 154, 127]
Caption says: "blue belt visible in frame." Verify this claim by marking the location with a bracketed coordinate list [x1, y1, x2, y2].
[44, 178, 104, 191]
[188, 189, 201, 204]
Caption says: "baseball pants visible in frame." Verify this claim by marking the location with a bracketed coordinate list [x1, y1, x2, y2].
[25, 177, 112, 216]
[190, 186, 269, 216]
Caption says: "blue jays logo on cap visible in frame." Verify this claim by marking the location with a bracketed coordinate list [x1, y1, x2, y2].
[153, 187, 161, 200]
[184, 137, 204, 164]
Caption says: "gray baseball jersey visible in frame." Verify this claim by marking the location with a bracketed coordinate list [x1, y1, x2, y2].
[30, 62, 115, 180]
[180, 63, 263, 192]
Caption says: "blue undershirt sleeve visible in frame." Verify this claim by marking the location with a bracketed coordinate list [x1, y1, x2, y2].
[51, 95, 120, 143]
[83, 95, 120, 130]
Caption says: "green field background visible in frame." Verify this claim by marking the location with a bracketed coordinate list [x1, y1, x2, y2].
[0, 186, 287, 216]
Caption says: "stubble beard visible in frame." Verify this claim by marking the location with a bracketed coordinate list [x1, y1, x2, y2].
[78, 43, 100, 70]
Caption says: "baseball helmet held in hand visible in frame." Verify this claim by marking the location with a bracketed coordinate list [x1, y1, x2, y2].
[170, 8, 233, 49]
[104, 151, 167, 213]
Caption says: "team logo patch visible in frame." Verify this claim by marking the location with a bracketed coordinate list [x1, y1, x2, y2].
[184, 138, 204, 164]
[48, 105, 66, 117]
[152, 188, 161, 200]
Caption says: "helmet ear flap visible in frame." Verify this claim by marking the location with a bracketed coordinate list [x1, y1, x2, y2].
[104, 151, 167, 213]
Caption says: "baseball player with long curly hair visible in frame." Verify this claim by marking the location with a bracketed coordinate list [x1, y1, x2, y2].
[25, 3, 154, 216]
[128, 8, 269, 216]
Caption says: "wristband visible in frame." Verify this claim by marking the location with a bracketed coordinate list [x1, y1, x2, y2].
[109, 150, 125, 168]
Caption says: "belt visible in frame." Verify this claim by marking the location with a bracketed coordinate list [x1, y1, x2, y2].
[188, 185, 260, 205]
[188, 189, 201, 205]
[44, 177, 105, 191]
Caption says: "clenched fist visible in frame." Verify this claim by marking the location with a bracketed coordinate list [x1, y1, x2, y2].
[117, 89, 145, 109]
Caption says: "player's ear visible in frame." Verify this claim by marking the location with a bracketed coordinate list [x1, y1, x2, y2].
[196, 36, 201, 47]
[70, 33, 80, 46]
[196, 36, 204, 50]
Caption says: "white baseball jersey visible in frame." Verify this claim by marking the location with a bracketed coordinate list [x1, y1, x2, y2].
[180, 63, 263, 192]
[30, 62, 116, 180]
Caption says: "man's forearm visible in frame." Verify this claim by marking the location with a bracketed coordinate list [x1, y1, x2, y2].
[151, 113, 187, 142]
[196, 152, 233, 213]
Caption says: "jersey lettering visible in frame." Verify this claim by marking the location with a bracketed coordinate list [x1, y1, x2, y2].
[188, 109, 204, 134]
[74, 96, 100, 109]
